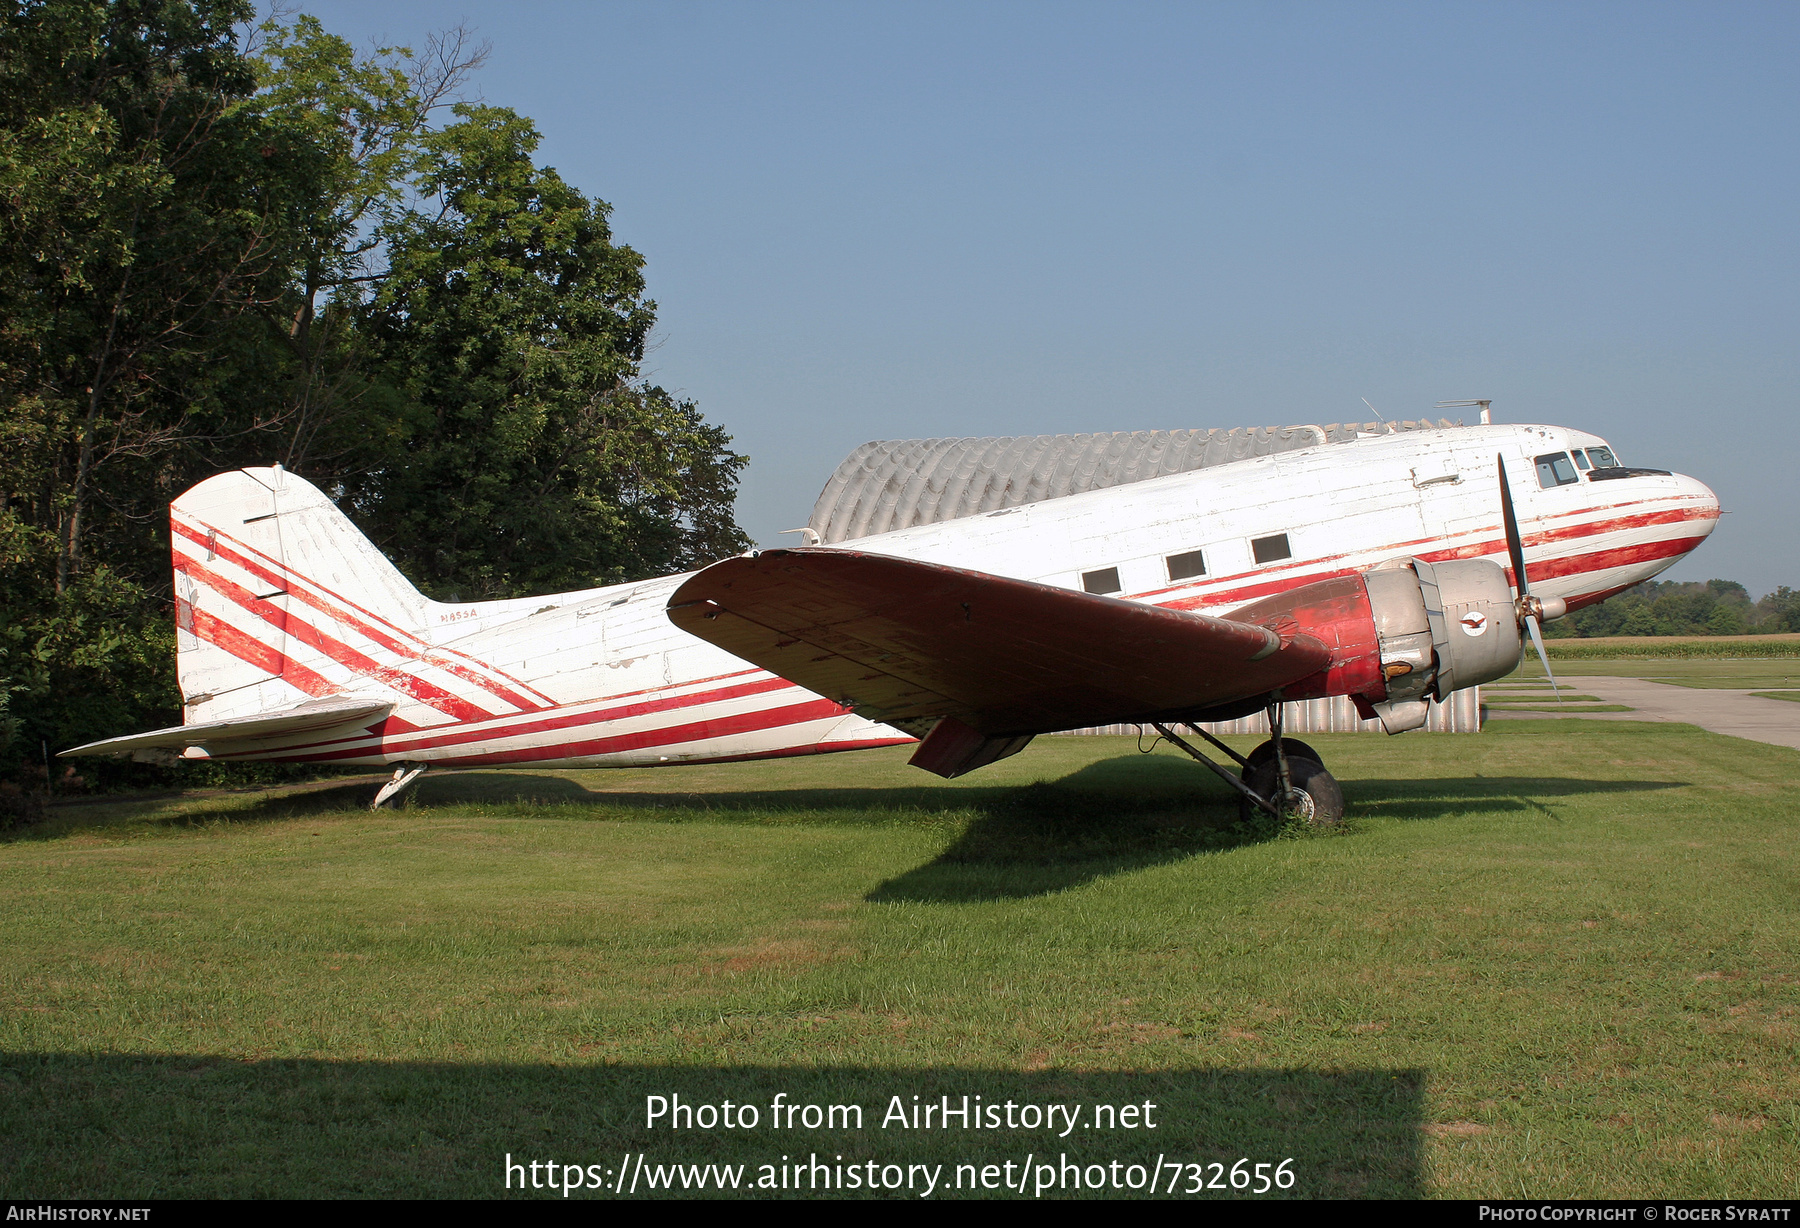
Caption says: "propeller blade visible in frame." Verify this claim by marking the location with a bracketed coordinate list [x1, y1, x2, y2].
[1497, 454, 1531, 598]
[1524, 613, 1564, 704]
[1500, 455, 1563, 701]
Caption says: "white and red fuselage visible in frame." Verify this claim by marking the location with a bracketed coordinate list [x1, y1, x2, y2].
[158, 423, 1718, 769]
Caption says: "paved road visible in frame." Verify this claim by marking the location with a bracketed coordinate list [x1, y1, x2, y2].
[1485, 677, 1800, 753]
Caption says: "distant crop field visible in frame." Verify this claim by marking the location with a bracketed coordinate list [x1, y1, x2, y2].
[2, 715, 1796, 1199]
[1514, 656, 1800, 689]
[1543, 633, 1800, 660]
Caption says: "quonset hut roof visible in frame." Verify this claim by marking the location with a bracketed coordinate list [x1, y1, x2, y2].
[805, 419, 1464, 545]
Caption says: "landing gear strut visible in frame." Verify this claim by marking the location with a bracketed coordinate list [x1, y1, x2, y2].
[1152, 699, 1345, 828]
[371, 763, 427, 810]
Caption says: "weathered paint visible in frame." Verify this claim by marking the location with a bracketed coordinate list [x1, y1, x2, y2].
[65, 422, 1718, 769]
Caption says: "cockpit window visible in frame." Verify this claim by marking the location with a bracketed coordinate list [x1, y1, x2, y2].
[1586, 445, 1618, 468]
[1572, 449, 1591, 470]
[1535, 452, 1580, 488]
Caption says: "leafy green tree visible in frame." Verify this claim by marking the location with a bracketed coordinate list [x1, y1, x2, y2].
[243, 13, 485, 483]
[1706, 602, 1746, 636]
[1756, 587, 1800, 633]
[0, 0, 306, 776]
[0, 4, 752, 778]
[351, 104, 749, 598]
[1546, 576, 1789, 639]
[0, 0, 311, 591]
[0, 508, 174, 760]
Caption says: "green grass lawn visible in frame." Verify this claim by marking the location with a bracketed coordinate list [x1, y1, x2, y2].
[3, 719, 1797, 1199]
[1750, 692, 1800, 704]
[1486, 705, 1637, 713]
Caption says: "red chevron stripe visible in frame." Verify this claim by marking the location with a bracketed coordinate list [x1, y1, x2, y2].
[172, 518, 554, 710]
[180, 601, 337, 698]
[174, 515, 554, 708]
[176, 551, 495, 724]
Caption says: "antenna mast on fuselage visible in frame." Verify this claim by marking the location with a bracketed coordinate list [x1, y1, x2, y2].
[1436, 398, 1493, 425]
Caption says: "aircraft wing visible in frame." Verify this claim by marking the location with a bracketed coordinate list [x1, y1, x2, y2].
[61, 696, 394, 758]
[667, 548, 1331, 771]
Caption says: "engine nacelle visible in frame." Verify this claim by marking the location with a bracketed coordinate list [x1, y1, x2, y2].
[1362, 557, 1521, 731]
[1224, 557, 1522, 735]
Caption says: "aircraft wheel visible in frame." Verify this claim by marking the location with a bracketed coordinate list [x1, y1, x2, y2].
[1243, 738, 1324, 773]
[1238, 757, 1345, 829]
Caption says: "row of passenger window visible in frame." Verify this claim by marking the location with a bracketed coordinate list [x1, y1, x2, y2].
[1079, 533, 1292, 595]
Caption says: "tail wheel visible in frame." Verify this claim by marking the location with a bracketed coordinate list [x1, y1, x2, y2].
[1238, 756, 1345, 828]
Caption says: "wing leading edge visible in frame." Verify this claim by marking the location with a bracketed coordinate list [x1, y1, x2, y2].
[667, 548, 1331, 774]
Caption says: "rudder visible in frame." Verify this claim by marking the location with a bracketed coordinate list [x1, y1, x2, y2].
[170, 466, 432, 725]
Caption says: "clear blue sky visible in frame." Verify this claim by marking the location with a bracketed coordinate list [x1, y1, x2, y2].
[294, 1, 1798, 596]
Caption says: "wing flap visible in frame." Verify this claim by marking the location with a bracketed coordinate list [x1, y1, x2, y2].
[61, 696, 394, 758]
[667, 548, 1330, 735]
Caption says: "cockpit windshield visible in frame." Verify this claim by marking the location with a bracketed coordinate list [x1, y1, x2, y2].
[1535, 453, 1580, 488]
[1586, 445, 1618, 468]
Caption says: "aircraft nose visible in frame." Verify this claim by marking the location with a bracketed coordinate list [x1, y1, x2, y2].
[1673, 471, 1721, 537]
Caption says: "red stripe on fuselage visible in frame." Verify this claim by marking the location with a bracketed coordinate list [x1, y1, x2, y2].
[226, 673, 805, 760]
[1519, 534, 1710, 584]
[661, 735, 919, 766]
[1152, 504, 1715, 612]
[224, 695, 850, 766]
[1127, 497, 1702, 604]
[403, 696, 853, 767]
[1522, 504, 1711, 548]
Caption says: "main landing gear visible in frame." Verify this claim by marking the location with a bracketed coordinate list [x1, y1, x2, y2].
[1151, 701, 1345, 828]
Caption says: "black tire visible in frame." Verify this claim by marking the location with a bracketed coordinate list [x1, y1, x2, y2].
[1237, 756, 1345, 828]
[1243, 738, 1324, 774]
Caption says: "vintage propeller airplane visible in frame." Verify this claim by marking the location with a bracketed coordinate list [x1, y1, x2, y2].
[63, 418, 1719, 822]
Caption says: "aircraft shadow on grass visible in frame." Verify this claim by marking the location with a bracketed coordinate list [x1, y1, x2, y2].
[0, 1054, 1427, 1199]
[862, 760, 1683, 904]
[72, 753, 1682, 892]
[126, 755, 1686, 903]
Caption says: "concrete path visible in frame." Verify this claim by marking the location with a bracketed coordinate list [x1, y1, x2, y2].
[1484, 678, 1800, 753]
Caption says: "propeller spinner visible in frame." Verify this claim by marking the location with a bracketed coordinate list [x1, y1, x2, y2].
[1496, 455, 1569, 699]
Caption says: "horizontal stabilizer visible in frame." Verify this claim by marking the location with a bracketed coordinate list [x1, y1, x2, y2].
[60, 696, 393, 758]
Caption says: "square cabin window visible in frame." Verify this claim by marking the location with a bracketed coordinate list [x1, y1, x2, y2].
[1251, 534, 1291, 565]
[1081, 567, 1121, 595]
[1166, 549, 1207, 582]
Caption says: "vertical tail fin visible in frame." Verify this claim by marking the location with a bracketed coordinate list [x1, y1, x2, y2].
[171, 466, 435, 724]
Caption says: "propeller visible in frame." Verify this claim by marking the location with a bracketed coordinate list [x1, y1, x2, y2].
[1496, 456, 1568, 700]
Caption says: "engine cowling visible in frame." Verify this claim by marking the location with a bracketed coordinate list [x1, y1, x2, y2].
[1223, 557, 1522, 734]
[1361, 558, 1521, 731]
